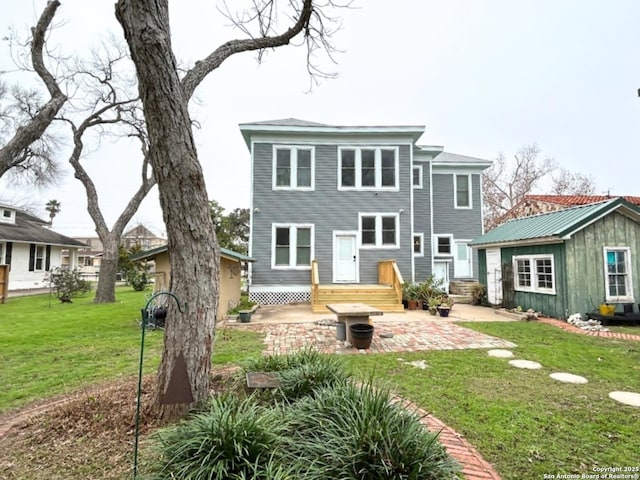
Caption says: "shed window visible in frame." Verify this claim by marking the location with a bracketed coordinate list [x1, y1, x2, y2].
[604, 247, 634, 303]
[513, 254, 556, 295]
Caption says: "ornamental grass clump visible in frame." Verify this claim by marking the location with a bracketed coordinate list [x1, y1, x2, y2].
[150, 394, 286, 480]
[282, 380, 461, 479]
[242, 347, 349, 402]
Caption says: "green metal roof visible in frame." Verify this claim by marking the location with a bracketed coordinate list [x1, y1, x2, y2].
[130, 244, 254, 262]
[471, 198, 640, 247]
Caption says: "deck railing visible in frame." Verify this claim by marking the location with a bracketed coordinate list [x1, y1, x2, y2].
[378, 259, 404, 305]
[310, 259, 319, 305]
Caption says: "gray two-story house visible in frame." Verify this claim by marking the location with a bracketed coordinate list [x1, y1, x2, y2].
[239, 119, 491, 311]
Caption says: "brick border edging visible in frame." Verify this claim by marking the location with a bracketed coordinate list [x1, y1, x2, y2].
[538, 317, 640, 341]
[393, 396, 501, 480]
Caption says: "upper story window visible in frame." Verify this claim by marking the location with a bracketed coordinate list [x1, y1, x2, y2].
[0, 208, 15, 224]
[339, 147, 399, 190]
[359, 213, 399, 248]
[272, 224, 314, 269]
[513, 254, 556, 295]
[604, 247, 634, 303]
[454, 174, 472, 209]
[273, 146, 314, 190]
[412, 166, 423, 188]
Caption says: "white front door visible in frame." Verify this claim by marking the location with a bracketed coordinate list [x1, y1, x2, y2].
[486, 248, 503, 305]
[334, 233, 358, 283]
[454, 241, 472, 278]
[433, 261, 450, 292]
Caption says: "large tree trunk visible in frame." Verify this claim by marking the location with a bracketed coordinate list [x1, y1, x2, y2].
[116, 0, 219, 418]
[94, 236, 119, 303]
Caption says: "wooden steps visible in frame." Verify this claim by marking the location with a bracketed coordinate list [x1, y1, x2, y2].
[312, 284, 404, 313]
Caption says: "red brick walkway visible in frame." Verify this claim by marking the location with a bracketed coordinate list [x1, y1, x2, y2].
[538, 317, 640, 341]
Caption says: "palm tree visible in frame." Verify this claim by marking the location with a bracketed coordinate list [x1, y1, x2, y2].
[45, 199, 61, 227]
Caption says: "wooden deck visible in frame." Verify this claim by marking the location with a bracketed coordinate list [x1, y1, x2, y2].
[312, 284, 404, 313]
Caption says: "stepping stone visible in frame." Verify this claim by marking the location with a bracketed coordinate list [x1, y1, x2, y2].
[487, 349, 514, 358]
[508, 359, 542, 370]
[608, 391, 640, 407]
[379, 332, 394, 339]
[550, 373, 588, 384]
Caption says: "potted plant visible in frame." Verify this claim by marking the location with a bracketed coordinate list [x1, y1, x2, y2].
[405, 283, 421, 310]
[427, 296, 440, 315]
[470, 282, 486, 305]
[437, 295, 454, 317]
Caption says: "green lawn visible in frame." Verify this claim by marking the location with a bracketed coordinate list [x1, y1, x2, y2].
[341, 321, 640, 480]
[0, 289, 264, 412]
[3, 294, 640, 479]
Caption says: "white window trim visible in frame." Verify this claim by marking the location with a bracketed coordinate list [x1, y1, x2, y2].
[272, 145, 315, 191]
[35, 245, 46, 272]
[603, 246, 635, 303]
[454, 173, 473, 209]
[358, 213, 400, 249]
[271, 223, 315, 270]
[338, 146, 400, 191]
[0, 208, 15, 224]
[413, 233, 424, 256]
[412, 165, 423, 188]
[433, 234, 454, 257]
[512, 254, 556, 295]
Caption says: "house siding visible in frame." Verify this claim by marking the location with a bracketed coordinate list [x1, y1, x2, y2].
[432, 173, 483, 280]
[250, 141, 413, 292]
[7, 242, 65, 290]
[565, 211, 640, 316]
[412, 162, 432, 281]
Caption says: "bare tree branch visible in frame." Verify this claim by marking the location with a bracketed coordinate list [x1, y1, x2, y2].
[0, 0, 67, 181]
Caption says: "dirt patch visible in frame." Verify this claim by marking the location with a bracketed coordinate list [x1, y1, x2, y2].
[0, 368, 239, 480]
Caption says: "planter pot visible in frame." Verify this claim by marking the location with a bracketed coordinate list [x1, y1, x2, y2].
[599, 304, 615, 316]
[437, 307, 450, 318]
[407, 300, 420, 310]
[336, 321, 346, 341]
[238, 310, 252, 322]
[429, 308, 437, 316]
[349, 323, 374, 349]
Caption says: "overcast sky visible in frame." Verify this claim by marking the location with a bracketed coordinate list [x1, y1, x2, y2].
[2, 0, 639, 237]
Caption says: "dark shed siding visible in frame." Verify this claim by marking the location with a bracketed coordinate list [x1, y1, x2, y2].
[566, 211, 640, 315]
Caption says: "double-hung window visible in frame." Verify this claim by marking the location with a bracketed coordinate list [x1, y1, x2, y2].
[35, 245, 45, 271]
[273, 146, 314, 190]
[413, 234, 424, 256]
[412, 166, 423, 188]
[339, 147, 399, 190]
[513, 254, 556, 294]
[273, 224, 314, 269]
[454, 174, 472, 208]
[434, 235, 453, 256]
[604, 247, 634, 302]
[359, 214, 399, 248]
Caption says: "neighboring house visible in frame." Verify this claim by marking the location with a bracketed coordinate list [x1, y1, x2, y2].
[130, 245, 255, 319]
[61, 224, 166, 278]
[0, 204, 86, 291]
[470, 198, 640, 319]
[239, 118, 491, 309]
[495, 194, 640, 227]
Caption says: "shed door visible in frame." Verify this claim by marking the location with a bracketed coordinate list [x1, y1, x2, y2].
[486, 248, 503, 305]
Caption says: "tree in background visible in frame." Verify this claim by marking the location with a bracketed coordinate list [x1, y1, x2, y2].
[45, 199, 61, 226]
[482, 144, 597, 231]
[0, 1, 66, 185]
[209, 200, 249, 255]
[116, 0, 344, 419]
